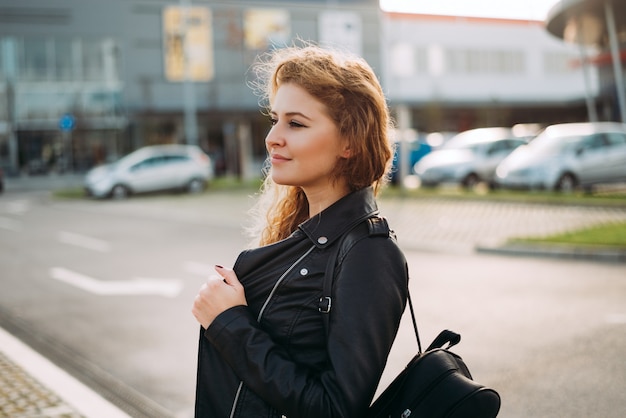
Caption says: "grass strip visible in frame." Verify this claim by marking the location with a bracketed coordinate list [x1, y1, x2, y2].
[511, 221, 626, 249]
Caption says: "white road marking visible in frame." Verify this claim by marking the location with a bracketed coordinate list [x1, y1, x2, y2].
[50, 267, 182, 298]
[0, 216, 21, 231]
[58, 231, 111, 252]
[183, 261, 215, 276]
[0, 326, 131, 418]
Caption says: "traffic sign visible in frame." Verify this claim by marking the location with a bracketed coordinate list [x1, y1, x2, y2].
[59, 113, 75, 131]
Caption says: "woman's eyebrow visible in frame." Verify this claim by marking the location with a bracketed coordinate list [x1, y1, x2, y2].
[270, 110, 313, 121]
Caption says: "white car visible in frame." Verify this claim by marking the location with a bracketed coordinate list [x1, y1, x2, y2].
[495, 122, 626, 192]
[84, 144, 214, 199]
[414, 127, 530, 189]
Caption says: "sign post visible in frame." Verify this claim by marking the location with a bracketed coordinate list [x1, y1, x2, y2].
[59, 113, 75, 172]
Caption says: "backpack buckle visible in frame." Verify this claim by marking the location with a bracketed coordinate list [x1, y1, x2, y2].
[318, 296, 332, 313]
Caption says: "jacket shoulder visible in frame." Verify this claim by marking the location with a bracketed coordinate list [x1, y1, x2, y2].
[337, 216, 400, 263]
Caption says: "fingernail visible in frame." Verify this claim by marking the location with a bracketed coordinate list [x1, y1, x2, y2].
[215, 264, 224, 269]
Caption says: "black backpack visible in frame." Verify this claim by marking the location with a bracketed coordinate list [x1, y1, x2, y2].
[320, 216, 501, 418]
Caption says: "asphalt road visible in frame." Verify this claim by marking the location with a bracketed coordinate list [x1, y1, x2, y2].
[0, 187, 625, 417]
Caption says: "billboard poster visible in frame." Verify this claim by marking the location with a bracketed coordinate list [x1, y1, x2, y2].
[244, 9, 291, 51]
[163, 6, 214, 82]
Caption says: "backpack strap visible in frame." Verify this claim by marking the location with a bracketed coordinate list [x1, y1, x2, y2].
[318, 217, 391, 327]
[319, 216, 428, 354]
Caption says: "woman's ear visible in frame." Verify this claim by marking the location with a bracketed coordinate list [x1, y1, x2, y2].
[340, 143, 351, 158]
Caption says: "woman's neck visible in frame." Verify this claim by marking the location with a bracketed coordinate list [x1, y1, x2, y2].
[304, 183, 350, 218]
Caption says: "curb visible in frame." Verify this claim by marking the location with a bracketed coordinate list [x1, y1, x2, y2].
[475, 242, 626, 263]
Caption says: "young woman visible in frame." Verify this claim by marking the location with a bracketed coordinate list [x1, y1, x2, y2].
[192, 44, 408, 418]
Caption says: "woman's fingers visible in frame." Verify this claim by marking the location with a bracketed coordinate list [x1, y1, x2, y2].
[214, 265, 241, 288]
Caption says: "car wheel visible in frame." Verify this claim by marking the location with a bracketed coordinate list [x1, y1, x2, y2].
[187, 178, 205, 194]
[462, 173, 480, 190]
[111, 184, 129, 199]
[419, 181, 438, 189]
[555, 173, 577, 193]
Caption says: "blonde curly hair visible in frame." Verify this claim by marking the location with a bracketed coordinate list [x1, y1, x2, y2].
[248, 43, 393, 246]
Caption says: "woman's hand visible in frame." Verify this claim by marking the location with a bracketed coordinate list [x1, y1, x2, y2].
[192, 265, 247, 329]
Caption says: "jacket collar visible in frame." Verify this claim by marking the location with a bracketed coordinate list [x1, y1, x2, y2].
[298, 186, 379, 249]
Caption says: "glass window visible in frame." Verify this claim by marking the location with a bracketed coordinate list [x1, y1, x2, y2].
[580, 134, 606, 151]
[15, 90, 75, 121]
[543, 51, 576, 74]
[19, 38, 49, 81]
[0, 41, 4, 81]
[131, 156, 165, 171]
[0, 89, 7, 119]
[54, 39, 74, 81]
[606, 132, 626, 146]
[82, 39, 104, 81]
[447, 48, 524, 75]
[165, 154, 189, 163]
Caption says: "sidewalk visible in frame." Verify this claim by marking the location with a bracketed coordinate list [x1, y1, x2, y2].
[0, 327, 130, 418]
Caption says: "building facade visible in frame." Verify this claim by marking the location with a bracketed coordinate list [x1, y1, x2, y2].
[0, 0, 380, 176]
[0, 0, 608, 177]
[381, 12, 597, 134]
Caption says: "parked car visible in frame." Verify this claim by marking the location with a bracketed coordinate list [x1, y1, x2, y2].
[84, 144, 214, 199]
[413, 127, 531, 189]
[495, 122, 626, 192]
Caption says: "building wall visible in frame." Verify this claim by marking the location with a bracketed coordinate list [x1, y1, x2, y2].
[382, 13, 598, 132]
[382, 13, 597, 103]
[0, 0, 381, 175]
[0, 1, 604, 176]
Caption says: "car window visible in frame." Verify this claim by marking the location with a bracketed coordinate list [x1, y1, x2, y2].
[510, 139, 527, 149]
[530, 134, 583, 155]
[580, 134, 607, 151]
[605, 132, 626, 147]
[486, 139, 521, 155]
[130, 156, 165, 171]
[486, 141, 505, 155]
[164, 154, 190, 163]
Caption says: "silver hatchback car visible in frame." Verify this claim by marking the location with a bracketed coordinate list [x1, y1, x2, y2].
[414, 127, 531, 189]
[495, 122, 626, 192]
[84, 144, 214, 199]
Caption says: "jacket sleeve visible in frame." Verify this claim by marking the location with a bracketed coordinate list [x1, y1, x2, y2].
[205, 235, 409, 417]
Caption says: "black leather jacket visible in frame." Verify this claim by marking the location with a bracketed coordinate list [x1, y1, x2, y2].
[195, 187, 408, 417]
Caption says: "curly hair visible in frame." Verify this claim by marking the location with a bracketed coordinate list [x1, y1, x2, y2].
[248, 43, 394, 246]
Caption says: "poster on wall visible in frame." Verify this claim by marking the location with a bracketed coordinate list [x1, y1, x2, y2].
[244, 8, 291, 51]
[163, 6, 214, 82]
[318, 10, 363, 56]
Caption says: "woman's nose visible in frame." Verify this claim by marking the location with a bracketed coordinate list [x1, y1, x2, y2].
[265, 126, 284, 149]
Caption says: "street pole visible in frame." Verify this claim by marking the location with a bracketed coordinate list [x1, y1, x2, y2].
[604, 2, 626, 123]
[181, 0, 198, 145]
[576, 16, 598, 122]
[396, 104, 411, 192]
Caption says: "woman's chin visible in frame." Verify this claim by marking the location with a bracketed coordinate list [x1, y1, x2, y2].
[271, 174, 295, 186]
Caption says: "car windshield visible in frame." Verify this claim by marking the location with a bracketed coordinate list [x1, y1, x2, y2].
[442, 128, 512, 152]
[447, 142, 484, 153]
[528, 134, 583, 156]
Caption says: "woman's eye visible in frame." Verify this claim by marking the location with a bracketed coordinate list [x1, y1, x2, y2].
[268, 117, 305, 128]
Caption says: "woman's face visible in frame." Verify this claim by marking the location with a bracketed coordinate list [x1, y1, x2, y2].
[266, 82, 349, 192]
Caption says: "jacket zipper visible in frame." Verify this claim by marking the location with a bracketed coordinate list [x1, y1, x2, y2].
[229, 381, 243, 418]
[257, 245, 316, 321]
[228, 244, 316, 417]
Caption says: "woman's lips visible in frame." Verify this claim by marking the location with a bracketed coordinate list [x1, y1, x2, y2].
[270, 154, 290, 164]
